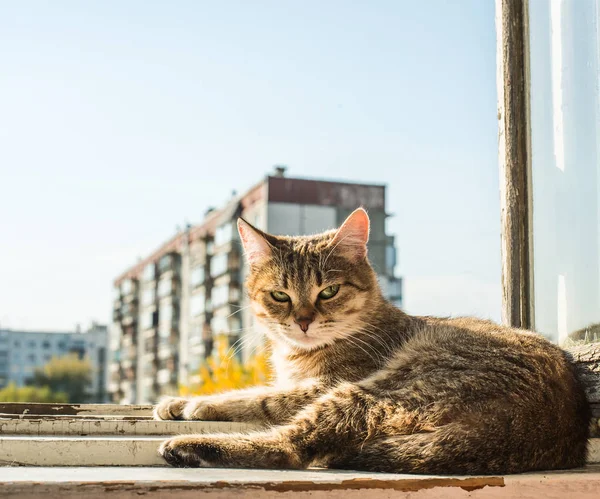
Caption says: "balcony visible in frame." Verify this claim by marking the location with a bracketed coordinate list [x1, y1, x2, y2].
[157, 343, 177, 361]
[158, 253, 180, 276]
[120, 278, 138, 297]
[142, 352, 156, 365]
[109, 370, 122, 385]
[107, 381, 119, 393]
[157, 368, 175, 385]
[157, 277, 179, 300]
[144, 336, 157, 353]
[142, 327, 157, 340]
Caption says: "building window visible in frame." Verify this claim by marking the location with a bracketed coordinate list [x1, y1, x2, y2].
[42, 341, 51, 349]
[143, 263, 156, 281]
[158, 325, 171, 339]
[210, 253, 228, 278]
[214, 223, 234, 247]
[159, 304, 173, 323]
[211, 285, 229, 308]
[191, 266, 205, 288]
[122, 279, 134, 295]
[141, 312, 154, 331]
[13, 340, 20, 348]
[27, 354, 36, 363]
[210, 316, 228, 335]
[158, 254, 172, 273]
[190, 292, 205, 317]
[142, 287, 156, 306]
[157, 278, 172, 298]
[28, 341, 36, 349]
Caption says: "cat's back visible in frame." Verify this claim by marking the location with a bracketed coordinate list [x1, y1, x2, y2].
[402, 315, 582, 392]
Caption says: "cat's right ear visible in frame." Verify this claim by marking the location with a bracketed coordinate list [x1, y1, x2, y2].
[237, 218, 273, 266]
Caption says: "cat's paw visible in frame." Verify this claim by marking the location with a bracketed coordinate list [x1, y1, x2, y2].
[181, 398, 223, 420]
[153, 396, 187, 420]
[159, 436, 223, 468]
[153, 396, 223, 421]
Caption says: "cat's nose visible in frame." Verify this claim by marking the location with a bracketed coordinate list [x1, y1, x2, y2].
[294, 315, 314, 333]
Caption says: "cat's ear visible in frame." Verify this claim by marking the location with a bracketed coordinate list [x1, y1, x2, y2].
[329, 208, 370, 261]
[237, 218, 273, 265]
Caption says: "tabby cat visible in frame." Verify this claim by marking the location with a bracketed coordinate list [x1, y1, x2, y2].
[155, 209, 590, 474]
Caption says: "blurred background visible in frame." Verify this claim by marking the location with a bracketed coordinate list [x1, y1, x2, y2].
[0, 1, 500, 403]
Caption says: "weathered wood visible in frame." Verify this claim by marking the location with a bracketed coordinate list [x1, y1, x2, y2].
[0, 436, 167, 466]
[496, 0, 533, 330]
[0, 403, 153, 417]
[565, 343, 600, 437]
[566, 343, 600, 404]
[0, 413, 153, 421]
[0, 418, 259, 436]
[0, 435, 597, 468]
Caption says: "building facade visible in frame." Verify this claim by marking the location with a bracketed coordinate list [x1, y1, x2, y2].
[110, 171, 402, 404]
[0, 322, 109, 402]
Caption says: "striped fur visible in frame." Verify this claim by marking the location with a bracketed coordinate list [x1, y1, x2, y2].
[156, 209, 590, 474]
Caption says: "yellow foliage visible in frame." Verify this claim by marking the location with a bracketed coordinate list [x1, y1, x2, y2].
[180, 335, 272, 396]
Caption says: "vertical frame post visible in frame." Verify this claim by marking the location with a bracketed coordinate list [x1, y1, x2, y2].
[496, 0, 534, 329]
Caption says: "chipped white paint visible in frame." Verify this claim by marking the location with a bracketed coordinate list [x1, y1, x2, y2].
[0, 418, 259, 436]
[0, 403, 154, 417]
[0, 436, 167, 466]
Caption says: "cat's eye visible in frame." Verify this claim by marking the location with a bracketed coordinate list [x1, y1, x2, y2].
[318, 284, 340, 300]
[271, 291, 291, 302]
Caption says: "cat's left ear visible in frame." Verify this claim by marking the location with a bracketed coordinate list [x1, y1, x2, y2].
[237, 218, 273, 266]
[329, 208, 370, 261]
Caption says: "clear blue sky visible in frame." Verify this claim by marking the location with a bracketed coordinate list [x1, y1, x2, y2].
[0, 0, 500, 330]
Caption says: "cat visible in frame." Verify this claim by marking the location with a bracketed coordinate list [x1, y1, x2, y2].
[155, 208, 590, 474]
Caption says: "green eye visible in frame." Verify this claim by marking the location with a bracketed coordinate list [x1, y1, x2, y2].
[318, 284, 340, 300]
[271, 291, 291, 302]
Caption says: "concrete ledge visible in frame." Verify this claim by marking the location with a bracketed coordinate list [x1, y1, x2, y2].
[1, 466, 600, 499]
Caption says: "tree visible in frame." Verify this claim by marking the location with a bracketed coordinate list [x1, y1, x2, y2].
[30, 354, 92, 403]
[0, 382, 68, 403]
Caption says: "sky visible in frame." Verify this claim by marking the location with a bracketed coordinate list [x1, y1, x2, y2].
[0, 0, 500, 331]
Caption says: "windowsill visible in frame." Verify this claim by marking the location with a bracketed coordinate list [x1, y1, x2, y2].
[1, 465, 600, 498]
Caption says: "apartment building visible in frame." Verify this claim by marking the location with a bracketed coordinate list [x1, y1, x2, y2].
[110, 169, 402, 404]
[0, 322, 109, 402]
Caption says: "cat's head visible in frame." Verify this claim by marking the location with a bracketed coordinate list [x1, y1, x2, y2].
[238, 208, 381, 350]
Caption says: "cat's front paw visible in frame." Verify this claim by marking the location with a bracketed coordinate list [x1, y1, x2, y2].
[159, 436, 224, 468]
[154, 396, 187, 420]
[153, 396, 223, 421]
[181, 398, 223, 420]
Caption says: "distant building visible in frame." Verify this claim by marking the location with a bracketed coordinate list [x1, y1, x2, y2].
[0, 322, 109, 402]
[110, 169, 402, 404]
